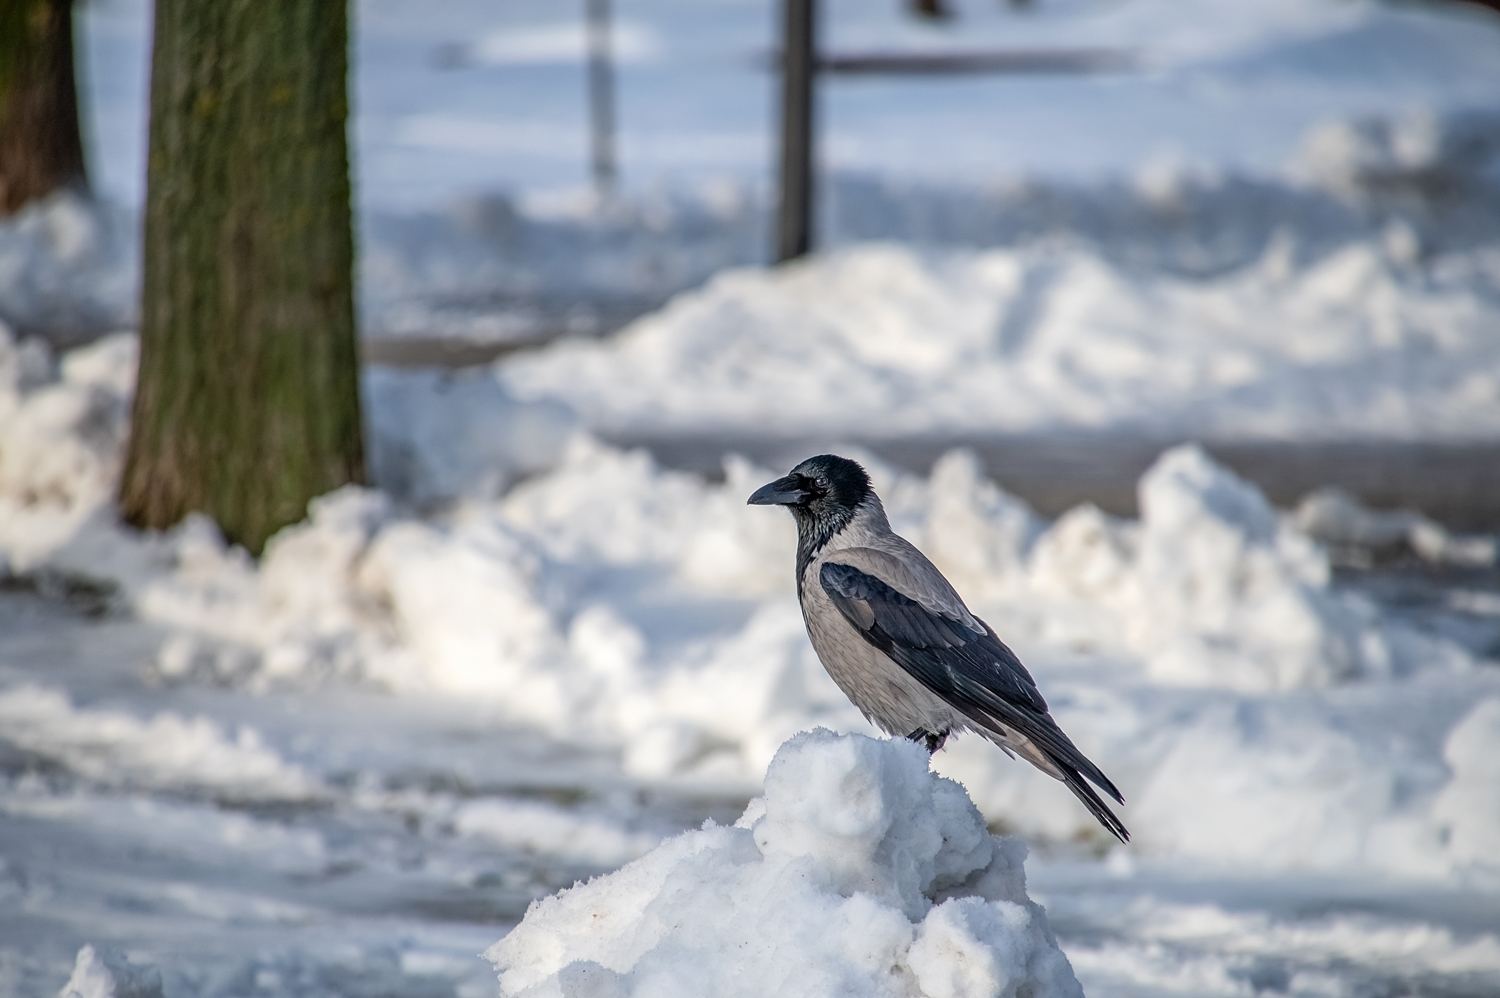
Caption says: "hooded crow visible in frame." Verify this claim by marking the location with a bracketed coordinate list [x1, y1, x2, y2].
[749, 453, 1128, 842]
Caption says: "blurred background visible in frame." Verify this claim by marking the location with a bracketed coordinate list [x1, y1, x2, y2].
[3, 0, 1500, 996]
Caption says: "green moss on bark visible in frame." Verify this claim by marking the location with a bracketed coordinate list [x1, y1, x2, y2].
[120, 0, 365, 555]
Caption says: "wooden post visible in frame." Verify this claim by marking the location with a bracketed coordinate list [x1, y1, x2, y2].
[585, 0, 616, 200]
[775, 0, 815, 263]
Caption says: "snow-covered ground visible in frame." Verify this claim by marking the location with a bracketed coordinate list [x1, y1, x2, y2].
[4, 0, 1500, 995]
[3, 325, 1500, 996]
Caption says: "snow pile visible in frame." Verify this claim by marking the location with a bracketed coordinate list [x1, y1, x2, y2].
[30, 429, 1488, 876]
[485, 729, 1082, 998]
[1294, 486, 1497, 567]
[56, 945, 162, 998]
[137, 493, 398, 691]
[0, 326, 578, 582]
[1028, 446, 1405, 692]
[1431, 698, 1500, 871]
[499, 237, 1500, 440]
[0, 325, 135, 572]
[130, 451, 852, 775]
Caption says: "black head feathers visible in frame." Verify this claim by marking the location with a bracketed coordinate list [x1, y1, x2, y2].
[788, 454, 872, 513]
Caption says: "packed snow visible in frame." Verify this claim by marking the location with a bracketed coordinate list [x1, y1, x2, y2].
[487, 730, 1083, 998]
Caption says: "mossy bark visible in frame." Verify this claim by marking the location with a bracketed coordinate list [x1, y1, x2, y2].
[0, 0, 88, 214]
[120, 0, 365, 555]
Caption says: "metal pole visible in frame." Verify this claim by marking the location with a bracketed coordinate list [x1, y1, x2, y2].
[775, 0, 815, 262]
[586, 0, 616, 200]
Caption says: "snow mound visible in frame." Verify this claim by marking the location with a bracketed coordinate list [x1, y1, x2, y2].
[1294, 486, 1497, 567]
[1036, 447, 1350, 690]
[1432, 698, 1500, 871]
[57, 945, 162, 998]
[499, 237, 1500, 440]
[0, 325, 135, 572]
[485, 729, 1082, 998]
[0, 329, 580, 582]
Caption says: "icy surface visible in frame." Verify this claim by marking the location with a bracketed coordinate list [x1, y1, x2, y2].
[485, 729, 1083, 998]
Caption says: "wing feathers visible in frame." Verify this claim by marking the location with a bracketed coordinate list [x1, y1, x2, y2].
[820, 556, 1128, 843]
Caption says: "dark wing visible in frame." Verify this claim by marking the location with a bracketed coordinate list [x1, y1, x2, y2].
[820, 560, 1129, 843]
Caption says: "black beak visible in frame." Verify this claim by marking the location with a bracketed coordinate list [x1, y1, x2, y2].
[747, 476, 807, 506]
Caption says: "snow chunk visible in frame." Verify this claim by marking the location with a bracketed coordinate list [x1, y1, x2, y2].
[1295, 487, 1496, 567]
[0, 326, 135, 571]
[1029, 444, 1426, 691]
[485, 730, 1081, 998]
[57, 945, 162, 998]
[1432, 698, 1500, 870]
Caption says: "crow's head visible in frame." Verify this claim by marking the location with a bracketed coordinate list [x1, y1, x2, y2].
[748, 454, 872, 540]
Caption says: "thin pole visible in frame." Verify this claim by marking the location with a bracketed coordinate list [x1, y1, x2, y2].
[585, 0, 616, 200]
[775, 0, 815, 263]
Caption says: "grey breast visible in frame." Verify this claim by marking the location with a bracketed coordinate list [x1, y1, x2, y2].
[798, 548, 970, 738]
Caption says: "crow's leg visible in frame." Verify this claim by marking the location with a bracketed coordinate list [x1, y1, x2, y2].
[907, 728, 949, 754]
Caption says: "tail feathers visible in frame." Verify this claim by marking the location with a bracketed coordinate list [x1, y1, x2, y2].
[968, 706, 1130, 844]
[1057, 763, 1130, 843]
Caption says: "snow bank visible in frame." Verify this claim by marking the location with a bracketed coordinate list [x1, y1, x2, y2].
[0, 322, 578, 583]
[485, 729, 1082, 998]
[499, 235, 1500, 440]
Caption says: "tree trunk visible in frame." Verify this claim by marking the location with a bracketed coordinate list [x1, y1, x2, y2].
[0, 0, 88, 214]
[120, 0, 365, 556]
